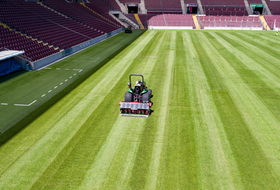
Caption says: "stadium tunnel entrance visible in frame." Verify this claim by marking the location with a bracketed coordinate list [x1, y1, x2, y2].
[186, 4, 198, 14]
[127, 3, 138, 14]
[251, 4, 264, 15]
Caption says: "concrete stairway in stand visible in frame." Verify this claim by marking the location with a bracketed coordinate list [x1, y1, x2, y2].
[134, 14, 144, 29]
[192, 15, 201, 29]
[260, 15, 270, 30]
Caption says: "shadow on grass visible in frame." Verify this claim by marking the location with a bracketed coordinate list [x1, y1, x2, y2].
[0, 70, 27, 84]
[0, 30, 147, 146]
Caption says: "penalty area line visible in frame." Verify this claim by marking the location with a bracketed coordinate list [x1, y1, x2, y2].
[14, 104, 29, 107]
[1, 103, 8, 106]
[29, 100, 37, 106]
[14, 100, 37, 107]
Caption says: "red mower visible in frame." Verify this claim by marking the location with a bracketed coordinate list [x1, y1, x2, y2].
[119, 74, 153, 117]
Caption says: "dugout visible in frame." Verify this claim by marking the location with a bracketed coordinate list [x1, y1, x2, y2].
[0, 50, 25, 76]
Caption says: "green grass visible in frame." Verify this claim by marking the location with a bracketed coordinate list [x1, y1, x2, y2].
[1, 30, 280, 189]
[0, 30, 146, 141]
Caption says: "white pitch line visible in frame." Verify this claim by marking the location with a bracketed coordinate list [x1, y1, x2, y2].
[56, 68, 61, 70]
[65, 69, 70, 70]
[41, 94, 46, 97]
[29, 100, 37, 106]
[1, 103, 8, 106]
[48, 90, 52, 93]
[74, 74, 76, 76]
[79, 69, 83, 72]
[54, 86, 58, 89]
[44, 68, 52, 69]
[70, 76, 72, 79]
[73, 69, 82, 71]
[60, 82, 63, 85]
[65, 79, 68, 82]
[14, 104, 29, 107]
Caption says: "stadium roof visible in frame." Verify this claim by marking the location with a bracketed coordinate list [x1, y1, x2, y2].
[0, 50, 25, 61]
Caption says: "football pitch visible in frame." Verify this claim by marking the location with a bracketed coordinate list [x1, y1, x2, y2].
[1, 30, 280, 189]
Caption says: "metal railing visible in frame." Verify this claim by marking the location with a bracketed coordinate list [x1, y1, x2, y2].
[149, 20, 194, 27]
[201, 21, 262, 28]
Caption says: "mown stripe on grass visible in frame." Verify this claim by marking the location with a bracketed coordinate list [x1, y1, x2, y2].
[100, 31, 168, 190]
[32, 31, 157, 190]
[144, 31, 175, 190]
[210, 31, 280, 118]
[210, 32, 280, 90]
[208, 31, 280, 184]
[189, 31, 242, 189]
[158, 31, 201, 189]
[0, 31, 156, 189]
[127, 31, 172, 189]
[199, 32, 280, 189]
[232, 32, 280, 58]
[75, 31, 164, 189]
[225, 32, 280, 78]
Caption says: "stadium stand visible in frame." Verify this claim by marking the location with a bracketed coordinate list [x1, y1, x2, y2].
[0, 1, 90, 50]
[87, 0, 115, 12]
[149, 14, 195, 28]
[0, 25, 60, 61]
[0, 0, 121, 61]
[119, 0, 140, 2]
[43, 0, 120, 33]
[198, 16, 262, 29]
[85, 1, 121, 24]
[264, 15, 280, 30]
[138, 14, 159, 28]
[247, 0, 263, 4]
[201, 0, 247, 16]
[265, 0, 280, 15]
[107, 0, 121, 11]
[145, 0, 182, 14]
[124, 14, 138, 25]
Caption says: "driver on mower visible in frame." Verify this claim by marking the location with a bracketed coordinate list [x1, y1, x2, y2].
[119, 74, 153, 117]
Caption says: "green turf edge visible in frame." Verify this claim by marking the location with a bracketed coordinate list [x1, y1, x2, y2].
[0, 30, 146, 146]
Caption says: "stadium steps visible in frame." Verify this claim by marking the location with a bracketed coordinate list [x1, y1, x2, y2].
[80, 3, 120, 27]
[134, 14, 144, 29]
[0, 22, 60, 50]
[261, 0, 272, 15]
[244, 0, 252, 15]
[192, 15, 201, 29]
[260, 15, 271, 30]
[37, 2, 69, 19]
[180, 0, 187, 14]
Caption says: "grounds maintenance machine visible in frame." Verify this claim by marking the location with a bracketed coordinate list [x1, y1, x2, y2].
[119, 74, 153, 117]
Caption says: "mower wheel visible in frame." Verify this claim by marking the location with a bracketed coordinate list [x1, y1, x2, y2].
[142, 92, 150, 103]
[148, 89, 153, 98]
[125, 91, 133, 102]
